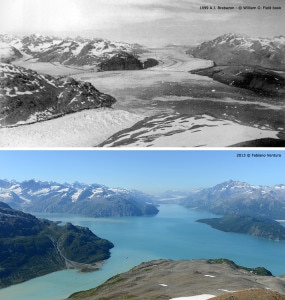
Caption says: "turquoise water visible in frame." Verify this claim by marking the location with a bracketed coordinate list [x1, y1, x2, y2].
[1, 204, 285, 300]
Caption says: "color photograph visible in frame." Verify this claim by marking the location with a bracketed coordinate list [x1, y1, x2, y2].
[0, 150, 284, 299]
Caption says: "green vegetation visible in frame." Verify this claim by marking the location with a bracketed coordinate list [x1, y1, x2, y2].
[0, 202, 114, 288]
[197, 215, 285, 241]
[208, 258, 272, 276]
[68, 273, 128, 299]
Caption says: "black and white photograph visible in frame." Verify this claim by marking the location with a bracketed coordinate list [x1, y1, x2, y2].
[0, 0, 284, 147]
[1, 1, 285, 299]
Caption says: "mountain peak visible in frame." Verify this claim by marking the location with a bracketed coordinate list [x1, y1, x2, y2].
[220, 33, 248, 40]
[213, 179, 249, 189]
[188, 33, 285, 71]
[182, 180, 285, 219]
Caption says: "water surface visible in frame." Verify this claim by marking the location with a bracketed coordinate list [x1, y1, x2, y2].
[1, 204, 285, 300]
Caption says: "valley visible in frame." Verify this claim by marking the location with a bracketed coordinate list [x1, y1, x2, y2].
[1, 177, 285, 298]
[1, 33, 284, 147]
[1, 204, 285, 300]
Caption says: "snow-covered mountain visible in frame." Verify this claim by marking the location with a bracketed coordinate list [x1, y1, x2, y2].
[0, 63, 115, 126]
[180, 180, 285, 219]
[0, 34, 152, 69]
[0, 179, 159, 217]
[188, 33, 285, 70]
[0, 42, 22, 63]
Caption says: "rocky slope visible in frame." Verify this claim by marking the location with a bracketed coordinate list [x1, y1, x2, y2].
[191, 65, 285, 96]
[188, 34, 285, 95]
[197, 215, 285, 241]
[188, 33, 285, 71]
[0, 63, 116, 126]
[211, 289, 285, 300]
[67, 259, 285, 300]
[0, 42, 22, 63]
[0, 202, 114, 288]
[99, 52, 143, 71]
[179, 180, 285, 219]
[0, 179, 158, 217]
[0, 34, 158, 70]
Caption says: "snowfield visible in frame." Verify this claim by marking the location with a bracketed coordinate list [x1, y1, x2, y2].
[100, 114, 279, 147]
[0, 108, 144, 147]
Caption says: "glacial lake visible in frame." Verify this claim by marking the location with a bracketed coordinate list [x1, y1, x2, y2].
[1, 204, 285, 300]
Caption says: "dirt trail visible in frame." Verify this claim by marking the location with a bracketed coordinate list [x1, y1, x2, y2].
[47, 235, 95, 270]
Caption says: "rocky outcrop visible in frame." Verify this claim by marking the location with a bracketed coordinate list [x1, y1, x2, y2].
[188, 33, 285, 71]
[0, 63, 116, 126]
[99, 52, 143, 71]
[0, 202, 114, 288]
[191, 65, 285, 96]
[67, 259, 285, 300]
[143, 58, 159, 69]
[211, 289, 285, 300]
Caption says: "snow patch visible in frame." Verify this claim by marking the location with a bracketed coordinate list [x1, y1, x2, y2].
[218, 289, 236, 292]
[101, 114, 279, 147]
[31, 188, 52, 195]
[170, 295, 215, 300]
[72, 189, 83, 202]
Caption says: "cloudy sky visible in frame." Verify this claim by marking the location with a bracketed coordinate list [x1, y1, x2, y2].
[0, 0, 284, 46]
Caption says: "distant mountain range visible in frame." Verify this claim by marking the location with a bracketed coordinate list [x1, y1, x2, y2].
[0, 202, 114, 288]
[0, 63, 116, 126]
[179, 180, 285, 219]
[188, 33, 285, 95]
[0, 34, 157, 70]
[0, 179, 159, 217]
[188, 33, 285, 71]
[0, 34, 159, 127]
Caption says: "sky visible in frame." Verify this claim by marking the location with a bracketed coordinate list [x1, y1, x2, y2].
[0, 0, 284, 46]
[0, 150, 284, 193]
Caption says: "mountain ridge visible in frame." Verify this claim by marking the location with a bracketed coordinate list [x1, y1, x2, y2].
[187, 32, 285, 71]
[67, 259, 285, 300]
[188, 33, 285, 95]
[0, 179, 159, 217]
[197, 215, 285, 241]
[0, 34, 157, 69]
[179, 180, 285, 219]
[0, 202, 114, 288]
[0, 63, 116, 126]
